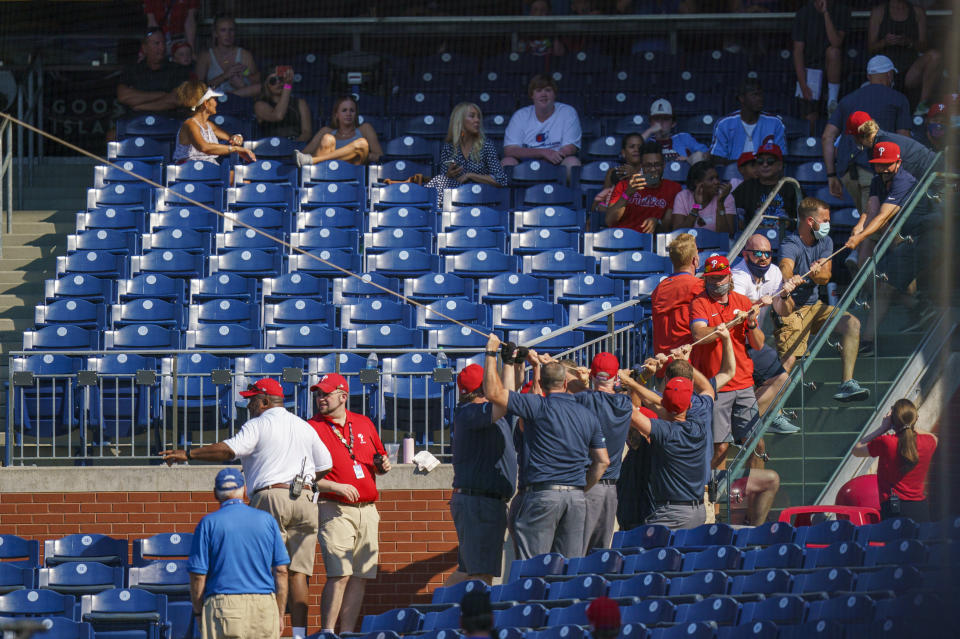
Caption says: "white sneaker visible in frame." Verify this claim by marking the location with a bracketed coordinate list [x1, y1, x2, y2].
[834, 379, 869, 402]
[294, 150, 313, 168]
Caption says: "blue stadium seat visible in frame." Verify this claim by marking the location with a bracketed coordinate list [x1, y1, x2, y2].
[421, 604, 461, 632]
[608, 572, 669, 599]
[159, 354, 230, 433]
[790, 161, 828, 190]
[157, 182, 223, 210]
[494, 603, 548, 629]
[382, 352, 447, 403]
[856, 518, 920, 546]
[208, 248, 282, 278]
[493, 299, 567, 331]
[513, 206, 585, 231]
[489, 577, 547, 604]
[129, 250, 204, 280]
[566, 550, 624, 575]
[438, 228, 506, 255]
[361, 608, 424, 633]
[871, 591, 941, 622]
[510, 228, 578, 255]
[44, 274, 114, 305]
[287, 248, 361, 277]
[132, 533, 193, 566]
[630, 274, 669, 298]
[807, 594, 875, 625]
[669, 570, 731, 599]
[611, 113, 648, 135]
[522, 250, 597, 278]
[680, 114, 719, 144]
[522, 184, 579, 208]
[791, 567, 855, 599]
[509, 160, 566, 188]
[740, 595, 807, 626]
[741, 544, 804, 571]
[918, 516, 960, 542]
[95, 160, 162, 189]
[298, 207, 364, 231]
[111, 299, 183, 329]
[234, 158, 297, 185]
[189, 273, 257, 303]
[547, 574, 609, 601]
[372, 183, 437, 211]
[127, 560, 192, 639]
[441, 206, 508, 231]
[44, 535, 127, 567]
[35, 299, 106, 330]
[301, 160, 364, 187]
[431, 579, 489, 605]
[85, 353, 159, 437]
[814, 186, 856, 211]
[774, 619, 844, 639]
[734, 522, 796, 547]
[235, 353, 306, 407]
[417, 298, 489, 328]
[424, 325, 492, 352]
[244, 136, 300, 160]
[341, 298, 413, 330]
[650, 622, 719, 639]
[617, 622, 651, 639]
[56, 251, 126, 280]
[546, 601, 590, 627]
[345, 325, 423, 349]
[681, 546, 743, 572]
[612, 524, 673, 551]
[529, 625, 588, 639]
[187, 299, 258, 329]
[263, 299, 334, 329]
[621, 548, 683, 574]
[76, 207, 146, 233]
[9, 355, 82, 437]
[398, 114, 448, 140]
[803, 541, 865, 570]
[104, 324, 179, 350]
[483, 113, 510, 138]
[445, 249, 520, 279]
[368, 207, 435, 232]
[185, 324, 260, 349]
[0, 589, 75, 618]
[715, 621, 777, 639]
[863, 539, 927, 567]
[507, 326, 584, 354]
[554, 274, 624, 304]
[662, 160, 690, 183]
[567, 299, 641, 332]
[367, 249, 442, 278]
[80, 587, 168, 638]
[585, 136, 623, 160]
[151, 206, 220, 234]
[330, 273, 398, 304]
[291, 228, 361, 253]
[600, 250, 670, 280]
[403, 273, 473, 303]
[223, 207, 286, 233]
[107, 137, 169, 164]
[391, 92, 449, 117]
[38, 561, 124, 596]
[17, 616, 95, 638]
[622, 599, 677, 626]
[509, 553, 566, 581]
[142, 228, 212, 255]
[265, 325, 341, 349]
[729, 569, 792, 599]
[584, 228, 655, 255]
[300, 183, 363, 211]
[383, 136, 437, 165]
[0, 535, 39, 568]
[788, 136, 823, 159]
[116, 114, 179, 142]
[216, 228, 283, 254]
[855, 565, 923, 596]
[364, 228, 432, 254]
[472, 92, 515, 115]
[657, 228, 730, 254]
[86, 183, 152, 211]
[227, 182, 296, 210]
[369, 160, 432, 185]
[165, 159, 228, 186]
[478, 273, 549, 303]
[22, 325, 98, 351]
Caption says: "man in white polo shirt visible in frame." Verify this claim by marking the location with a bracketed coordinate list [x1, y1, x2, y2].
[161, 377, 334, 639]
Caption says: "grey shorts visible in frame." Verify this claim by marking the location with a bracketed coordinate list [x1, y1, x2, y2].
[645, 502, 707, 530]
[713, 388, 760, 444]
[450, 491, 508, 577]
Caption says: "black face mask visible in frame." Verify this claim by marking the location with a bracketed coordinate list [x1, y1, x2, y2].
[746, 259, 771, 279]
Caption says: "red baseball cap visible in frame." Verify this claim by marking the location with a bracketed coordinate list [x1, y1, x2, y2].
[586, 596, 621, 630]
[927, 102, 947, 119]
[846, 111, 873, 135]
[456, 364, 484, 393]
[703, 255, 731, 277]
[869, 141, 901, 164]
[590, 352, 620, 381]
[756, 142, 783, 161]
[239, 377, 285, 398]
[310, 373, 349, 394]
[736, 151, 756, 168]
[662, 376, 694, 413]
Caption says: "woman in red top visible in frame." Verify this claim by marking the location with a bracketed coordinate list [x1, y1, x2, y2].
[853, 398, 937, 521]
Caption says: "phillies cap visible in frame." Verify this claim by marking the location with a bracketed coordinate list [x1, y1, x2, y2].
[590, 352, 620, 381]
[586, 596, 621, 630]
[756, 142, 783, 161]
[846, 111, 873, 135]
[456, 364, 484, 393]
[703, 255, 731, 277]
[214, 468, 245, 491]
[310, 373, 349, 394]
[866, 55, 898, 75]
[662, 376, 694, 413]
[927, 102, 947, 119]
[239, 377, 285, 398]
[650, 98, 673, 117]
[736, 151, 756, 168]
[869, 141, 901, 164]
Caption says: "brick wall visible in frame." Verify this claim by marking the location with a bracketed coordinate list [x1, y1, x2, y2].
[0, 485, 459, 631]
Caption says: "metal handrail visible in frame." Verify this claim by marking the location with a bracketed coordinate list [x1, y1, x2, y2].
[727, 176, 802, 258]
[0, 117, 11, 245]
[15, 54, 43, 212]
[525, 297, 643, 348]
[717, 152, 944, 503]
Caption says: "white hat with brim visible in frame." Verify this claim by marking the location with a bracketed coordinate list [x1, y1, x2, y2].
[867, 55, 898, 75]
[196, 87, 224, 108]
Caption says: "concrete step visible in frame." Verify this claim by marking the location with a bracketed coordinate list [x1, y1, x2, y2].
[0, 246, 63, 260]
[784, 380, 894, 408]
[0, 317, 33, 332]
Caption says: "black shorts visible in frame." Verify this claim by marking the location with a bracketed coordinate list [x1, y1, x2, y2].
[749, 344, 786, 387]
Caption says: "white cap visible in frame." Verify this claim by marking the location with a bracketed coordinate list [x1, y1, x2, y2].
[867, 55, 898, 75]
[195, 87, 224, 109]
[650, 98, 673, 117]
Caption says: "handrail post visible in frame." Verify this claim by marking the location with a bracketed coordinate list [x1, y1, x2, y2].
[4, 119, 10, 235]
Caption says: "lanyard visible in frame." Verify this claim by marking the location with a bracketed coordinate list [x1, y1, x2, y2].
[327, 419, 355, 460]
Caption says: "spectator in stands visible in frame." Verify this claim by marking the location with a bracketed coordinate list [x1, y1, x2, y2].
[460, 590, 495, 639]
[651, 233, 703, 372]
[731, 152, 758, 191]
[188, 469, 289, 639]
[446, 364, 517, 587]
[585, 597, 621, 639]
[144, 0, 197, 54]
[868, 0, 943, 114]
[710, 78, 786, 164]
[254, 66, 313, 142]
[690, 256, 766, 469]
[162, 378, 333, 639]
[732, 142, 797, 228]
[482, 332, 610, 559]
[922, 100, 952, 150]
[642, 98, 708, 165]
[427, 102, 509, 208]
[171, 41, 194, 67]
[307, 373, 391, 635]
[672, 161, 737, 233]
[592, 133, 643, 216]
[792, 0, 851, 119]
[777, 197, 869, 402]
[603, 140, 681, 233]
[295, 95, 382, 167]
[516, 0, 565, 57]
[626, 326, 736, 529]
[502, 75, 582, 173]
[171, 80, 256, 164]
[195, 14, 261, 98]
[823, 55, 912, 216]
[853, 398, 938, 521]
[116, 30, 191, 118]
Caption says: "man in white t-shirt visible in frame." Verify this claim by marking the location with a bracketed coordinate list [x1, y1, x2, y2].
[161, 377, 336, 639]
[502, 74, 581, 172]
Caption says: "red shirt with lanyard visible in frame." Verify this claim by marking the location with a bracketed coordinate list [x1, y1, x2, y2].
[308, 411, 386, 504]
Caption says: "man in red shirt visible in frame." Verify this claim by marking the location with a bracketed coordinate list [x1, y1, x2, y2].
[690, 255, 768, 469]
[307, 373, 391, 634]
[650, 233, 704, 378]
[604, 140, 682, 234]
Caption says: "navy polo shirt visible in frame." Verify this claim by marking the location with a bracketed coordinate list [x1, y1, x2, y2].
[507, 391, 606, 488]
[647, 394, 712, 503]
[188, 499, 289, 597]
[573, 390, 632, 481]
[452, 401, 518, 500]
[686, 392, 715, 486]
[780, 232, 833, 307]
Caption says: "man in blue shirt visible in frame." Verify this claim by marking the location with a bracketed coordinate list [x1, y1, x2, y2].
[483, 333, 610, 559]
[710, 78, 787, 165]
[643, 98, 708, 165]
[447, 363, 518, 586]
[188, 468, 290, 639]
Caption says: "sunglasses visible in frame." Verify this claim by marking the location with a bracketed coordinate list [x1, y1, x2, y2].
[750, 250, 772, 259]
[246, 384, 267, 395]
[267, 76, 281, 86]
[755, 157, 779, 166]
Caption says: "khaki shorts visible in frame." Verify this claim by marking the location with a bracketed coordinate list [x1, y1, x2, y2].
[202, 593, 279, 639]
[249, 488, 319, 575]
[774, 300, 835, 360]
[318, 501, 380, 578]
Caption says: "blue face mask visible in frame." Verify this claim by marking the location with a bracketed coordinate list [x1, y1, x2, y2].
[746, 259, 771, 279]
[813, 221, 831, 241]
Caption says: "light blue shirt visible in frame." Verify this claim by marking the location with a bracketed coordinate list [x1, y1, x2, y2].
[710, 112, 787, 161]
